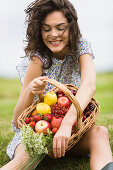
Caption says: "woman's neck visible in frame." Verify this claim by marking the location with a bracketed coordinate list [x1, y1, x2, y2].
[53, 48, 68, 60]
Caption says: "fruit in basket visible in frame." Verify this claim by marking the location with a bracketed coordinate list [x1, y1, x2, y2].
[25, 117, 31, 124]
[57, 96, 70, 108]
[85, 111, 91, 117]
[57, 89, 64, 94]
[58, 93, 64, 98]
[51, 104, 69, 116]
[35, 120, 51, 134]
[52, 127, 58, 134]
[83, 115, 86, 121]
[30, 117, 34, 121]
[34, 115, 43, 122]
[51, 116, 63, 128]
[57, 90, 64, 97]
[70, 89, 77, 96]
[83, 102, 95, 118]
[44, 92, 57, 106]
[29, 121, 36, 129]
[31, 110, 38, 116]
[44, 114, 52, 122]
[36, 102, 51, 115]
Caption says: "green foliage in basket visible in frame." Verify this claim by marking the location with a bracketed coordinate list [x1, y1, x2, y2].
[21, 125, 53, 158]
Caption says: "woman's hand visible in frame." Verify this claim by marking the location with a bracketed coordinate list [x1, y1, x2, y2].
[28, 76, 48, 95]
[53, 125, 72, 158]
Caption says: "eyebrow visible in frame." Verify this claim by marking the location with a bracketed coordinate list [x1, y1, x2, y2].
[42, 22, 67, 26]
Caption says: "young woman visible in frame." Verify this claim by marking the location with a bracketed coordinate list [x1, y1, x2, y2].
[1, 0, 113, 169]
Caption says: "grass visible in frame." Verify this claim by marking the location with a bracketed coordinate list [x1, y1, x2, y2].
[0, 72, 113, 169]
[0, 79, 21, 167]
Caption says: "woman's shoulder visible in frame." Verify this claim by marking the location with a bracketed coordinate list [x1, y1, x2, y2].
[16, 56, 30, 85]
[16, 55, 43, 85]
[77, 37, 94, 59]
[78, 37, 91, 46]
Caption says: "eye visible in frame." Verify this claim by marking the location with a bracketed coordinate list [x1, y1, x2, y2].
[42, 28, 50, 32]
[57, 25, 67, 31]
[43, 29, 50, 32]
[42, 26, 50, 32]
[57, 28, 65, 31]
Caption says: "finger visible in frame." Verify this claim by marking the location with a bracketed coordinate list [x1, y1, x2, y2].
[53, 138, 57, 158]
[61, 138, 65, 156]
[34, 79, 44, 86]
[35, 80, 47, 88]
[56, 139, 61, 158]
[38, 76, 48, 80]
[31, 89, 44, 95]
[33, 85, 45, 91]
[38, 77, 48, 86]
[32, 83, 46, 92]
[65, 138, 69, 150]
[38, 76, 48, 85]
[36, 90, 45, 94]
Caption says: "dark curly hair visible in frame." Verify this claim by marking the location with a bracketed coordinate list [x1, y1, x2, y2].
[24, 0, 82, 68]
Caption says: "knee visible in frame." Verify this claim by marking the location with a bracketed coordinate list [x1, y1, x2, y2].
[14, 143, 29, 160]
[89, 126, 109, 144]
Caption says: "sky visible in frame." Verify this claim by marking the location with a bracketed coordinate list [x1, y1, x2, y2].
[0, 0, 113, 78]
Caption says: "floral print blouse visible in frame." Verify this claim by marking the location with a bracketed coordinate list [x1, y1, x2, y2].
[6, 37, 94, 160]
[16, 37, 94, 91]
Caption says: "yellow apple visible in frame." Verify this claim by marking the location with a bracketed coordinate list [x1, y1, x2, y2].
[44, 92, 57, 106]
[36, 102, 51, 115]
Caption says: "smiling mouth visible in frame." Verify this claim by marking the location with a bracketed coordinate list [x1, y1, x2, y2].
[48, 40, 62, 46]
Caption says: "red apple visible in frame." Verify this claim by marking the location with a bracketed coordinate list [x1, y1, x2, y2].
[51, 116, 63, 129]
[57, 96, 70, 108]
[35, 120, 51, 134]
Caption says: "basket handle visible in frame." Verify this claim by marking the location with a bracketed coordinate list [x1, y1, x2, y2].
[42, 78, 82, 130]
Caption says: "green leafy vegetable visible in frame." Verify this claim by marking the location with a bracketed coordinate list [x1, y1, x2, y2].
[21, 125, 53, 158]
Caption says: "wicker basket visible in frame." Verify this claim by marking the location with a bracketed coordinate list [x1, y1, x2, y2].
[18, 78, 100, 153]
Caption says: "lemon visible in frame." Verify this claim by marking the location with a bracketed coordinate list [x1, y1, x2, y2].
[36, 102, 51, 115]
[44, 92, 57, 106]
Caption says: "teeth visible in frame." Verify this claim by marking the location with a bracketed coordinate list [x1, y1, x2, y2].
[51, 41, 61, 44]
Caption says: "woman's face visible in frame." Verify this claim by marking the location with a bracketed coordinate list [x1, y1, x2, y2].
[41, 11, 69, 57]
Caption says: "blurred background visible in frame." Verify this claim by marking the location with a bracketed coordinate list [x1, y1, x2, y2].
[0, 0, 113, 78]
[0, 1, 113, 168]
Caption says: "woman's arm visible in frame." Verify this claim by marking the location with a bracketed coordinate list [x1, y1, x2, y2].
[13, 57, 46, 128]
[53, 54, 96, 158]
[61, 53, 96, 127]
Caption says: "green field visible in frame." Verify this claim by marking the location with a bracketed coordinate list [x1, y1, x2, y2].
[0, 72, 113, 169]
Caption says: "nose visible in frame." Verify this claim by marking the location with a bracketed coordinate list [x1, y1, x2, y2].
[50, 28, 58, 37]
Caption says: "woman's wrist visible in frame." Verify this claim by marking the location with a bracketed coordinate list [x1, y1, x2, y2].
[59, 120, 73, 133]
[61, 104, 77, 128]
[27, 83, 35, 97]
[61, 115, 76, 128]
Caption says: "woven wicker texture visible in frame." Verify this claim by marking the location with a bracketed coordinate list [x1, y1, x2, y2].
[17, 78, 100, 152]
